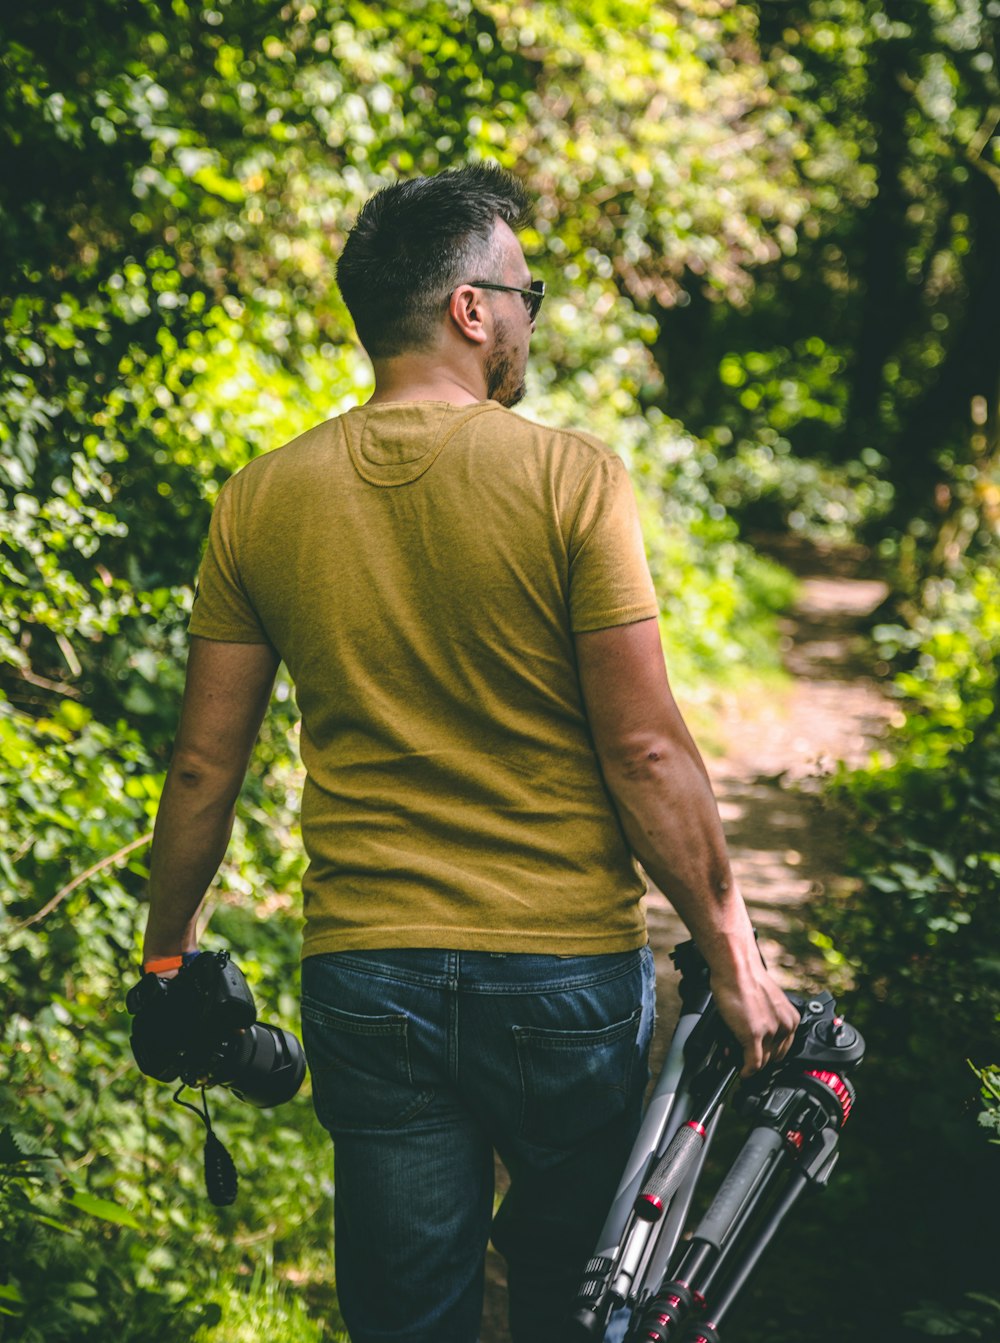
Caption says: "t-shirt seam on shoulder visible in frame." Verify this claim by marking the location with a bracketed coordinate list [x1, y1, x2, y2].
[221, 474, 258, 622]
[499, 406, 613, 457]
[564, 451, 626, 555]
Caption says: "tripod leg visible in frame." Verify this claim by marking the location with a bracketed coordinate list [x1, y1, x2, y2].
[698, 1167, 810, 1333]
[632, 1105, 722, 1305]
[690, 1126, 786, 1259]
[595, 1009, 706, 1254]
[568, 1014, 708, 1338]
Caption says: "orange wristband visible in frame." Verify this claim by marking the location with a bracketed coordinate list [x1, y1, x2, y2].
[143, 953, 200, 975]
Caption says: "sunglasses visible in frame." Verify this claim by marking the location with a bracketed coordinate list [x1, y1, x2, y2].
[468, 278, 546, 321]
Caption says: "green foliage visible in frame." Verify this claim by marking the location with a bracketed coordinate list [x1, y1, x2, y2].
[0, 1124, 215, 1342]
[4, 0, 995, 1338]
[970, 1062, 1000, 1145]
[658, 0, 1000, 559]
[870, 563, 1000, 764]
[901, 1294, 1000, 1341]
[804, 546, 1000, 1335]
[710, 431, 894, 541]
[820, 555, 999, 1068]
[192, 1260, 340, 1343]
[2, 3, 808, 1334]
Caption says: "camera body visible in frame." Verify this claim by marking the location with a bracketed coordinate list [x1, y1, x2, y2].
[126, 950, 305, 1108]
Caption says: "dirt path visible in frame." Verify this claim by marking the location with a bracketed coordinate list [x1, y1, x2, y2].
[479, 543, 893, 1341]
[699, 542, 895, 993]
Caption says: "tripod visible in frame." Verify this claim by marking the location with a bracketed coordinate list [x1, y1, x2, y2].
[567, 940, 865, 1342]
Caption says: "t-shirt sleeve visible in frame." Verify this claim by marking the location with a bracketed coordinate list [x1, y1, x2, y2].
[188, 477, 271, 644]
[567, 453, 659, 633]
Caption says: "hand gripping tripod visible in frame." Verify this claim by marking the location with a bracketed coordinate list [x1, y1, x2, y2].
[567, 940, 865, 1343]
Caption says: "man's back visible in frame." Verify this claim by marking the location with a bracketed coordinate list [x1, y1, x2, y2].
[141, 165, 799, 1343]
[190, 400, 658, 956]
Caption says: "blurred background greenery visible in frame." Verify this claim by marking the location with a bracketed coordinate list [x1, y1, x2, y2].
[1, 1, 998, 1339]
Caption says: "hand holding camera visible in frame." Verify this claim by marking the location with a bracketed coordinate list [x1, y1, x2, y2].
[126, 949, 306, 1203]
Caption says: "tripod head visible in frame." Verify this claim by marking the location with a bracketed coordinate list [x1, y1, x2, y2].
[739, 988, 864, 1149]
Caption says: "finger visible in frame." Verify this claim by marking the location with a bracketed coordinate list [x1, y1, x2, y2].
[783, 1001, 802, 1033]
[780, 1011, 800, 1050]
[772, 1007, 800, 1062]
[741, 1037, 764, 1078]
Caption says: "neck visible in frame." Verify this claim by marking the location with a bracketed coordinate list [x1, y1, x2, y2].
[366, 351, 488, 406]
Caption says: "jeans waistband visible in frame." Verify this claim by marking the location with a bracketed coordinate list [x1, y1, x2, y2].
[302, 945, 651, 995]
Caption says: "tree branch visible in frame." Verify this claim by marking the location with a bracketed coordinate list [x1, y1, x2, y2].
[15, 831, 154, 930]
[966, 106, 1000, 191]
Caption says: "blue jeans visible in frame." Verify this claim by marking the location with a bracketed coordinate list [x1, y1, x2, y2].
[301, 945, 655, 1343]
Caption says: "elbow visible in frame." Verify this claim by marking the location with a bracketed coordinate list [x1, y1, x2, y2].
[168, 748, 243, 805]
[600, 733, 683, 786]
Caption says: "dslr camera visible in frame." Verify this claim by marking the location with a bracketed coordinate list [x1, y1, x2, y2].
[126, 950, 306, 1204]
[126, 949, 305, 1108]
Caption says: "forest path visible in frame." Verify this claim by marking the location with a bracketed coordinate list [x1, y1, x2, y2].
[480, 542, 893, 1341]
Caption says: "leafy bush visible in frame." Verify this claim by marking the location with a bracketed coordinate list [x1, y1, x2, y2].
[0, 677, 335, 1338]
[821, 562, 1000, 1059]
[709, 430, 894, 542]
[0, 1124, 216, 1342]
[804, 553, 1000, 1335]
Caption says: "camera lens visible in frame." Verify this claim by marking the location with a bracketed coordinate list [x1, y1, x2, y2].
[220, 1023, 307, 1107]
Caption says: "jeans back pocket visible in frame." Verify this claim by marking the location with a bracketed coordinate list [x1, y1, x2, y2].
[513, 1004, 643, 1148]
[302, 997, 426, 1134]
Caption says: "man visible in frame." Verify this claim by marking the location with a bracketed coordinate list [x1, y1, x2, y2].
[141, 164, 798, 1343]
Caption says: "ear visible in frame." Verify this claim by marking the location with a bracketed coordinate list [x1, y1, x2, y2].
[448, 284, 490, 346]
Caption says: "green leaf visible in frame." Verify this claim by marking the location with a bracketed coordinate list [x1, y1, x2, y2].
[929, 850, 957, 881]
[192, 165, 246, 203]
[0, 1125, 28, 1164]
[30, 1213, 77, 1234]
[66, 1191, 141, 1229]
[965, 1293, 1000, 1310]
[900, 1312, 964, 1336]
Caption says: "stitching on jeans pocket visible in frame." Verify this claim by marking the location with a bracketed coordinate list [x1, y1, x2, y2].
[301, 998, 426, 1133]
[512, 1004, 643, 1147]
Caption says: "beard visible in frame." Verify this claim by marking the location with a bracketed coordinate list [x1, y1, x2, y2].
[484, 318, 527, 407]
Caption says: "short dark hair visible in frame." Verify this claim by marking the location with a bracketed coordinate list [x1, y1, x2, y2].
[336, 163, 529, 358]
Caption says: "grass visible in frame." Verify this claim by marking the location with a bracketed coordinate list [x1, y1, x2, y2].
[193, 1259, 346, 1343]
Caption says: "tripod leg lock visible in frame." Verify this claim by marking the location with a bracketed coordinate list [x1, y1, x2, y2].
[575, 1255, 615, 1303]
[678, 1323, 721, 1343]
[630, 1280, 695, 1342]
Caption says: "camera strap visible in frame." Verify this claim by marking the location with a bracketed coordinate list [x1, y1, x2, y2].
[172, 1085, 238, 1207]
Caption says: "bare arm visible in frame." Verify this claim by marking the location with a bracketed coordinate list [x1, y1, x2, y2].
[141, 636, 280, 964]
[576, 617, 799, 1075]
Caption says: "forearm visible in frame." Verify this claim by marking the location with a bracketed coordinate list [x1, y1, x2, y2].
[140, 638, 279, 963]
[142, 762, 239, 959]
[576, 618, 798, 1072]
[603, 735, 756, 974]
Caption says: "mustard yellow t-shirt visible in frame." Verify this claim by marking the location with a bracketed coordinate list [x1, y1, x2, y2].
[189, 400, 660, 957]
